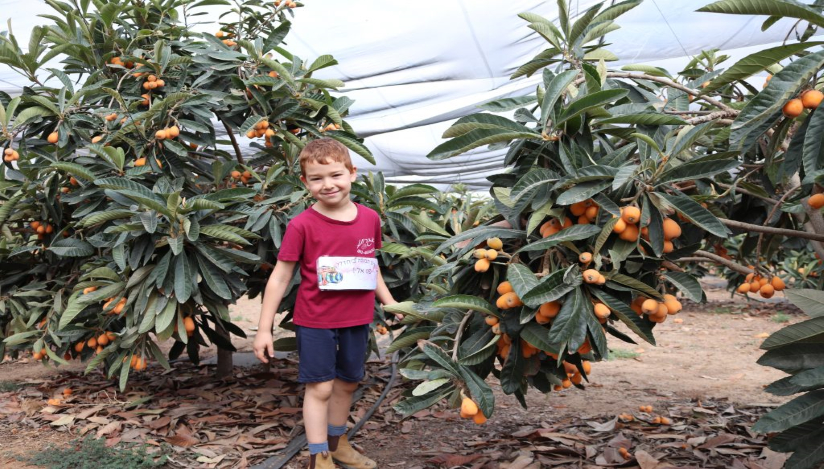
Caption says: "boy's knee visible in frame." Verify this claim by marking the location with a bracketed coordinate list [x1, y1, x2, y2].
[306, 380, 335, 400]
[334, 379, 359, 393]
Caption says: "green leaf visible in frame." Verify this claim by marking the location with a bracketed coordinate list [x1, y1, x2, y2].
[52, 162, 96, 182]
[698, 0, 824, 29]
[802, 108, 824, 182]
[542, 69, 579, 125]
[458, 335, 500, 366]
[556, 180, 612, 206]
[507, 263, 540, 302]
[412, 378, 451, 396]
[517, 225, 601, 253]
[387, 326, 435, 354]
[47, 238, 94, 257]
[432, 295, 494, 316]
[702, 42, 822, 93]
[521, 266, 581, 308]
[752, 390, 824, 433]
[478, 95, 536, 112]
[607, 273, 662, 299]
[199, 224, 259, 246]
[458, 365, 495, 418]
[79, 209, 135, 228]
[393, 387, 453, 417]
[730, 49, 824, 150]
[620, 64, 671, 78]
[174, 254, 193, 303]
[427, 128, 538, 161]
[307, 54, 338, 73]
[520, 321, 561, 354]
[787, 289, 824, 317]
[758, 344, 824, 373]
[325, 131, 375, 165]
[590, 289, 656, 345]
[650, 192, 730, 238]
[596, 112, 686, 126]
[664, 272, 703, 302]
[761, 316, 824, 350]
[557, 89, 629, 125]
[657, 156, 739, 185]
[420, 340, 462, 377]
[547, 287, 588, 352]
[443, 114, 534, 139]
[433, 226, 524, 255]
[510, 168, 560, 201]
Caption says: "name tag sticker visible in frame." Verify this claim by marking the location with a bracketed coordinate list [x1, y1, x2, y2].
[316, 256, 378, 291]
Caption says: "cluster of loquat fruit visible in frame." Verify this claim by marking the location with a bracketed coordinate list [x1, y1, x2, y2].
[215, 30, 237, 47]
[3, 147, 20, 162]
[629, 294, 683, 324]
[29, 220, 55, 241]
[274, 0, 298, 7]
[736, 272, 785, 298]
[473, 236, 504, 272]
[782, 89, 824, 118]
[459, 396, 487, 424]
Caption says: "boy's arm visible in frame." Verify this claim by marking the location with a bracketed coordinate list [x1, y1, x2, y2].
[376, 270, 402, 320]
[253, 260, 297, 363]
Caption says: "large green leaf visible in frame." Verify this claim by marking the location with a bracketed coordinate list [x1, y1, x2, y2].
[433, 226, 524, 255]
[555, 180, 612, 205]
[607, 273, 662, 299]
[657, 157, 740, 185]
[782, 428, 824, 469]
[47, 238, 94, 257]
[387, 326, 435, 354]
[52, 162, 96, 182]
[510, 168, 560, 201]
[698, 0, 824, 29]
[664, 272, 703, 302]
[729, 49, 824, 150]
[78, 209, 135, 227]
[758, 344, 824, 373]
[802, 107, 824, 182]
[420, 340, 462, 377]
[432, 295, 494, 316]
[702, 42, 823, 93]
[521, 266, 581, 308]
[546, 287, 588, 352]
[174, 253, 193, 303]
[650, 192, 730, 238]
[427, 128, 539, 160]
[787, 289, 824, 317]
[507, 264, 539, 302]
[443, 114, 534, 139]
[590, 289, 656, 345]
[393, 387, 454, 417]
[458, 366, 495, 418]
[478, 95, 537, 112]
[557, 89, 629, 125]
[542, 69, 579, 125]
[596, 113, 686, 126]
[752, 390, 824, 433]
[517, 225, 602, 253]
[761, 316, 824, 350]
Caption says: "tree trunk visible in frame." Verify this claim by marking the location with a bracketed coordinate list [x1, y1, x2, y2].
[216, 328, 234, 379]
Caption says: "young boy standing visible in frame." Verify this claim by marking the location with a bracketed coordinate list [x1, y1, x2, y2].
[253, 138, 398, 469]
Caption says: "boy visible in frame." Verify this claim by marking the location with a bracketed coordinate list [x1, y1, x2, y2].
[253, 138, 398, 469]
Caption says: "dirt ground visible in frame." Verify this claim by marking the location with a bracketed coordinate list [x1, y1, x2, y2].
[0, 278, 801, 468]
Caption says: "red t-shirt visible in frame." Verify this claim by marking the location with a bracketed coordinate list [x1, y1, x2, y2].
[278, 203, 382, 328]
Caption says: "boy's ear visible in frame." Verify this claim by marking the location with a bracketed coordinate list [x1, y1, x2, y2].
[299, 174, 307, 185]
[349, 166, 357, 181]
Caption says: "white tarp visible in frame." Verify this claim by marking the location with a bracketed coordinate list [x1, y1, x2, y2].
[1, 0, 817, 187]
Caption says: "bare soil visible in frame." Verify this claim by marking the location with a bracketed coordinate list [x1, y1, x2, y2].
[0, 279, 801, 468]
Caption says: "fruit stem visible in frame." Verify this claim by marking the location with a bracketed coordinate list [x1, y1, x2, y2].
[452, 310, 474, 361]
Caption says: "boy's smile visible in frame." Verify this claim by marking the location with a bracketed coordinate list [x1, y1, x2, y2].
[300, 160, 357, 210]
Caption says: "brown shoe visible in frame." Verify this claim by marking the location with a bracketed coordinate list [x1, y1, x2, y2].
[329, 434, 376, 469]
[309, 451, 335, 469]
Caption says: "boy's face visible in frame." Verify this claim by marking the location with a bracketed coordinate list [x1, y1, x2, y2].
[300, 160, 357, 209]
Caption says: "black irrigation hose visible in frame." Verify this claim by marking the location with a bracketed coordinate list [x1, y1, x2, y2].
[251, 351, 400, 469]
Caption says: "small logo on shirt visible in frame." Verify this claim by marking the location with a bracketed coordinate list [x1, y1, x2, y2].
[356, 238, 375, 255]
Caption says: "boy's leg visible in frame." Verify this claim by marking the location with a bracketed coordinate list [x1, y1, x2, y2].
[296, 326, 338, 468]
[328, 325, 376, 469]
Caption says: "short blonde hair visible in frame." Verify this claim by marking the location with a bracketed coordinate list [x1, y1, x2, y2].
[299, 138, 353, 175]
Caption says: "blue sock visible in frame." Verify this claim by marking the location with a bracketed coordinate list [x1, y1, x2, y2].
[328, 424, 347, 437]
[308, 442, 328, 455]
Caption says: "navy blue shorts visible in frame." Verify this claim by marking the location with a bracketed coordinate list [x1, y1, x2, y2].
[295, 324, 370, 384]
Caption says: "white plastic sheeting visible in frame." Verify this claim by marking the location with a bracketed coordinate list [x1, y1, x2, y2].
[0, 0, 817, 187]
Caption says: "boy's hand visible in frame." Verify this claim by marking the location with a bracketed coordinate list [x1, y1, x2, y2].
[382, 300, 403, 324]
[253, 330, 275, 364]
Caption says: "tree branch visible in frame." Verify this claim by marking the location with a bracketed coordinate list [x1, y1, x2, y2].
[715, 182, 777, 205]
[220, 118, 245, 164]
[755, 185, 800, 264]
[686, 111, 739, 125]
[452, 310, 474, 361]
[603, 72, 737, 113]
[692, 250, 755, 276]
[719, 218, 824, 243]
